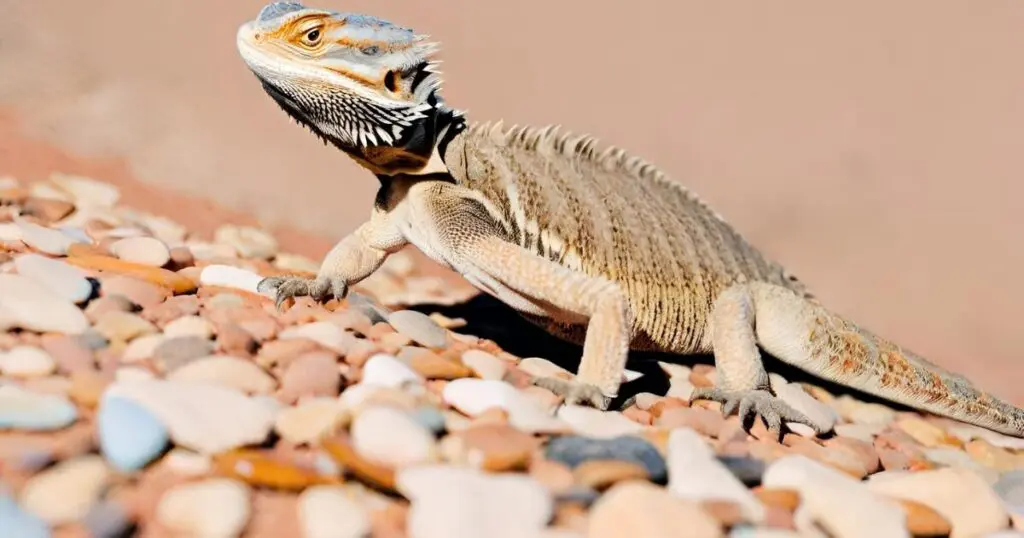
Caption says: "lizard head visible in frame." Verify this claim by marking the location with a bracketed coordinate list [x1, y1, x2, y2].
[236, 2, 462, 176]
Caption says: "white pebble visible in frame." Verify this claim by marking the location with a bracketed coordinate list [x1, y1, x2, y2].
[351, 406, 438, 467]
[163, 315, 214, 339]
[298, 486, 371, 538]
[110, 236, 171, 267]
[666, 427, 765, 523]
[14, 253, 93, 303]
[20, 455, 110, 525]
[156, 478, 250, 538]
[556, 405, 644, 439]
[279, 321, 354, 354]
[361, 353, 424, 388]
[0, 274, 90, 334]
[166, 356, 277, 394]
[442, 378, 567, 434]
[199, 264, 264, 294]
[0, 346, 56, 377]
[17, 221, 82, 255]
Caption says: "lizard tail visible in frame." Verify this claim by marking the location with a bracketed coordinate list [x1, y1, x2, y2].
[812, 314, 1024, 437]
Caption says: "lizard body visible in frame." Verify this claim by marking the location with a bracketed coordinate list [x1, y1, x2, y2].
[236, 2, 1024, 438]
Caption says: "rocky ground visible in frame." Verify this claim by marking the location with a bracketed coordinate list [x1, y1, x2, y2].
[1, 170, 1024, 538]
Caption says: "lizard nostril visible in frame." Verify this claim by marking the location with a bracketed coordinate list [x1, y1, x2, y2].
[384, 71, 397, 92]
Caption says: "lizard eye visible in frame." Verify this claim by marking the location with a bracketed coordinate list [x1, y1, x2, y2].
[360, 45, 381, 56]
[301, 27, 322, 46]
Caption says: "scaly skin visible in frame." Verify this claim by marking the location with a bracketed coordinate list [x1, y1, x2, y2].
[237, 2, 1024, 438]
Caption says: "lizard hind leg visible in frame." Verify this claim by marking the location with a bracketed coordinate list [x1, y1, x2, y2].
[691, 282, 833, 438]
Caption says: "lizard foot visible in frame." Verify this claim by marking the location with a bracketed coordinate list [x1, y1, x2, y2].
[531, 377, 612, 410]
[257, 275, 347, 310]
[690, 387, 818, 440]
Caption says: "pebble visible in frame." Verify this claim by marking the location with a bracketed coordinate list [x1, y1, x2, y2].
[14, 253, 94, 303]
[717, 456, 767, 487]
[121, 333, 166, 362]
[200, 264, 265, 294]
[361, 353, 425, 388]
[556, 405, 645, 438]
[17, 220, 81, 255]
[461, 349, 508, 380]
[275, 397, 347, 444]
[93, 311, 157, 342]
[97, 395, 169, 472]
[667, 428, 766, 523]
[110, 236, 171, 267]
[163, 314, 214, 339]
[351, 406, 439, 466]
[762, 455, 908, 537]
[588, 480, 723, 538]
[771, 381, 837, 436]
[0, 346, 57, 377]
[51, 173, 120, 207]
[82, 500, 134, 538]
[105, 379, 276, 454]
[545, 435, 667, 482]
[444, 423, 539, 471]
[297, 485, 371, 538]
[866, 466, 1008, 538]
[0, 274, 91, 334]
[0, 493, 50, 538]
[215, 224, 280, 259]
[994, 470, 1024, 509]
[279, 321, 355, 354]
[279, 351, 341, 402]
[154, 336, 216, 370]
[100, 275, 171, 308]
[0, 384, 77, 430]
[396, 464, 553, 538]
[166, 355, 277, 394]
[155, 478, 251, 538]
[68, 255, 197, 293]
[20, 454, 110, 525]
[387, 309, 448, 348]
[442, 378, 567, 433]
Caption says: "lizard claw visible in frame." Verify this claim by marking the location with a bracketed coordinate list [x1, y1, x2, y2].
[690, 387, 818, 440]
[257, 275, 348, 310]
[532, 376, 612, 410]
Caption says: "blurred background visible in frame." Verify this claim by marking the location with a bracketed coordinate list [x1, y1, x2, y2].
[1, 0, 1023, 399]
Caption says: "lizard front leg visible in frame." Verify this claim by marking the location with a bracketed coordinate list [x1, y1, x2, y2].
[411, 186, 634, 410]
[690, 282, 833, 438]
[259, 209, 407, 309]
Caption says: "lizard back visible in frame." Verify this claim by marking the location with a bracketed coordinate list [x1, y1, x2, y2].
[442, 121, 811, 353]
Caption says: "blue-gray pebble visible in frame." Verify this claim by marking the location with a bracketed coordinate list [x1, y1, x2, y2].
[0, 493, 50, 538]
[98, 396, 169, 472]
[717, 456, 766, 486]
[544, 435, 667, 483]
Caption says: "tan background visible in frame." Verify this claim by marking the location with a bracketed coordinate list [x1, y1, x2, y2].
[1, 0, 1023, 400]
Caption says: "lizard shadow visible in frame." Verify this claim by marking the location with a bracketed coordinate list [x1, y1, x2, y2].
[408, 293, 919, 414]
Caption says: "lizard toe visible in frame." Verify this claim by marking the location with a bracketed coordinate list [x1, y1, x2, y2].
[532, 376, 612, 410]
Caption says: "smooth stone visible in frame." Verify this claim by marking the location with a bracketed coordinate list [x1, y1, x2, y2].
[545, 435, 667, 482]
[115, 366, 156, 382]
[110, 236, 171, 267]
[361, 353, 425, 388]
[667, 428, 765, 523]
[351, 406, 438, 466]
[93, 311, 157, 342]
[0, 222, 22, 241]
[994, 470, 1024, 508]
[121, 333, 166, 362]
[166, 355, 276, 394]
[82, 500, 133, 538]
[588, 481, 723, 538]
[556, 405, 644, 438]
[397, 464, 553, 538]
[387, 310, 448, 349]
[717, 456, 767, 487]
[199, 264, 264, 294]
[0, 384, 77, 430]
[154, 335, 216, 370]
[279, 321, 355, 354]
[460, 349, 508, 380]
[17, 221, 81, 255]
[0, 346, 57, 377]
[214, 225, 279, 259]
[763, 455, 909, 537]
[50, 173, 120, 207]
[0, 274, 90, 334]
[99, 275, 171, 308]
[866, 466, 1009, 538]
[98, 395, 169, 472]
[410, 406, 447, 434]
[104, 379, 276, 454]
[20, 455, 110, 525]
[163, 315, 214, 339]
[14, 253, 93, 303]
[274, 398, 347, 444]
[442, 378, 567, 433]
[280, 351, 341, 402]
[0, 493, 50, 538]
[771, 381, 837, 436]
[156, 478, 251, 538]
[298, 485, 371, 538]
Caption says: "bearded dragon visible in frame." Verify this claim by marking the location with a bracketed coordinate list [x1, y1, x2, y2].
[235, 1, 1024, 438]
